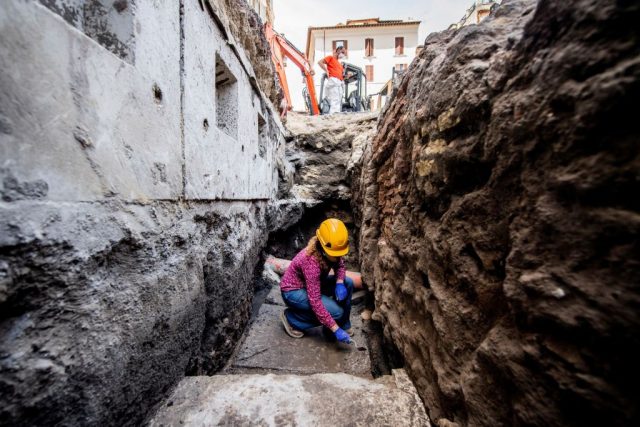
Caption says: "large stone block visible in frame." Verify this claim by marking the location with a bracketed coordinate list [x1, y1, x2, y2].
[0, 0, 290, 425]
[0, 0, 182, 202]
[182, 0, 279, 201]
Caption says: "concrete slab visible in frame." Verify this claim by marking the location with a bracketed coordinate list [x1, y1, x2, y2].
[230, 301, 371, 377]
[150, 370, 430, 427]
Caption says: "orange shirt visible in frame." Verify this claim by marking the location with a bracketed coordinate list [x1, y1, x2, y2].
[323, 55, 344, 80]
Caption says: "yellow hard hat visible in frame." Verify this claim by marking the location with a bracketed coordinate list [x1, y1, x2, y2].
[316, 218, 349, 257]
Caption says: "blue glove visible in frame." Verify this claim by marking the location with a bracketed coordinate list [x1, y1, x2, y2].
[335, 282, 347, 301]
[334, 327, 351, 343]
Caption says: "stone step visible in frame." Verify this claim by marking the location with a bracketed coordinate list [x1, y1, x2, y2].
[150, 369, 430, 426]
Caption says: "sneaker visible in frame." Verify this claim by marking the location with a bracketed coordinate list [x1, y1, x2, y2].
[281, 310, 304, 338]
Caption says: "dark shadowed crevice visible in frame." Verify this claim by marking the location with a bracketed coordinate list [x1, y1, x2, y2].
[266, 199, 360, 270]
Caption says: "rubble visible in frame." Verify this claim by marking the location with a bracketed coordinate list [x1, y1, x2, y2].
[285, 112, 377, 201]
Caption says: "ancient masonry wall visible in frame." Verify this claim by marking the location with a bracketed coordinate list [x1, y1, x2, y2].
[0, 0, 291, 425]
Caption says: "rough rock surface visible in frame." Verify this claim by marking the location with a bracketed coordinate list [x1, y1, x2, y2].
[264, 112, 377, 269]
[0, 201, 277, 426]
[354, 0, 640, 426]
[286, 112, 377, 201]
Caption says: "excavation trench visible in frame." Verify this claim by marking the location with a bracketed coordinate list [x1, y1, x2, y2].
[188, 111, 399, 379]
[265, 199, 405, 377]
[213, 199, 404, 379]
[2, 0, 637, 424]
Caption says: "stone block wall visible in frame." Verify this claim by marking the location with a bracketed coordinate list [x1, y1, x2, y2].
[0, 0, 288, 425]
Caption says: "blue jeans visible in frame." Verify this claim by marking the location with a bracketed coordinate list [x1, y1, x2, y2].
[282, 275, 354, 331]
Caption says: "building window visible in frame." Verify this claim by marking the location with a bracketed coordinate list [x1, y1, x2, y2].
[215, 54, 238, 139]
[395, 37, 405, 55]
[365, 38, 374, 57]
[395, 64, 408, 71]
[332, 40, 348, 57]
[365, 65, 374, 82]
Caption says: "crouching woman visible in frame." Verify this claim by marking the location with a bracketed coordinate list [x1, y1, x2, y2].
[279, 218, 353, 344]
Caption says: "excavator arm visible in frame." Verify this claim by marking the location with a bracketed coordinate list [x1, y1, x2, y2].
[264, 23, 320, 116]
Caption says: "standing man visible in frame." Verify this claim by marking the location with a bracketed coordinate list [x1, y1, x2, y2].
[318, 46, 346, 114]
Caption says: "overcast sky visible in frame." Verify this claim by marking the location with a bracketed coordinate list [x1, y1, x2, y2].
[273, 0, 474, 52]
[272, 0, 475, 109]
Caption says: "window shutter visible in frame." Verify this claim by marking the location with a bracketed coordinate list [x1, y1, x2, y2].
[343, 40, 348, 57]
[395, 37, 404, 55]
[365, 38, 374, 57]
[332, 40, 336, 53]
[366, 65, 374, 81]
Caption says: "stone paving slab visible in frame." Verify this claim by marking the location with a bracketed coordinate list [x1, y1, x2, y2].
[150, 370, 431, 427]
[229, 298, 371, 377]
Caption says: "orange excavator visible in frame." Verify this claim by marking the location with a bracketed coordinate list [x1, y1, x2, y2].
[264, 23, 320, 116]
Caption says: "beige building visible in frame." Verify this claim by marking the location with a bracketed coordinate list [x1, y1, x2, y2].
[450, 0, 501, 30]
[248, 0, 274, 25]
[306, 18, 420, 105]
